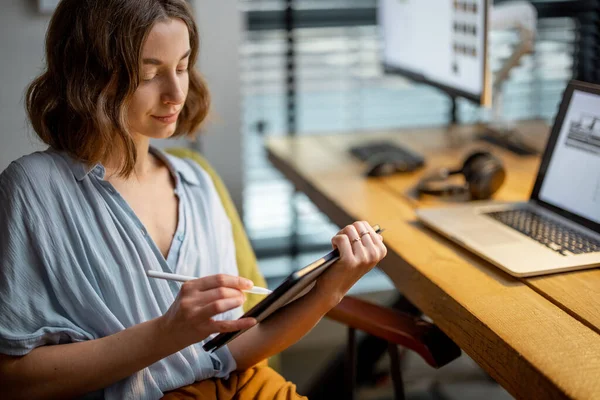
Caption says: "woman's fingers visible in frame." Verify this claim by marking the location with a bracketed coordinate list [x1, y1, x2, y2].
[333, 222, 387, 265]
[341, 224, 360, 241]
[355, 221, 375, 247]
[342, 224, 368, 258]
[357, 221, 386, 261]
[198, 287, 245, 304]
[183, 274, 253, 294]
[165, 275, 261, 347]
[364, 222, 387, 259]
[331, 233, 354, 261]
[350, 221, 375, 263]
[196, 297, 246, 321]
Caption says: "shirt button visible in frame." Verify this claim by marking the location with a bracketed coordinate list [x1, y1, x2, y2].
[178, 233, 185, 241]
[94, 165, 105, 176]
[141, 228, 147, 236]
[107, 187, 115, 194]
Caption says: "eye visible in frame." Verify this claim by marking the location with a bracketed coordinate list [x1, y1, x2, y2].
[176, 67, 188, 75]
[141, 73, 157, 82]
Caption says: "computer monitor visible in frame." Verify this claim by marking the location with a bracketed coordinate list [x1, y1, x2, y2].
[378, 0, 540, 155]
[350, 0, 534, 170]
[379, 0, 491, 109]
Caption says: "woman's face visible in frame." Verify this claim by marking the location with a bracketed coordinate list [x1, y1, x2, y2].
[128, 18, 191, 140]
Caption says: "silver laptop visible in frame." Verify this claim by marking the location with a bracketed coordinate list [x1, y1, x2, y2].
[416, 80, 600, 277]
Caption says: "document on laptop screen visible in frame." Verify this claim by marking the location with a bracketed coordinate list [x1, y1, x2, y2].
[539, 90, 600, 225]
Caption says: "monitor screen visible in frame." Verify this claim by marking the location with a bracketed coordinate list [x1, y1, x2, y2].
[538, 89, 600, 225]
[379, 0, 490, 105]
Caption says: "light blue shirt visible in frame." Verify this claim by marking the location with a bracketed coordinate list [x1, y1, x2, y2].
[0, 147, 243, 399]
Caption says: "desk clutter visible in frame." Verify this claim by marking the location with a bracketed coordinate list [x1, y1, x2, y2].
[417, 80, 600, 277]
[266, 111, 600, 398]
[415, 150, 505, 201]
[351, 142, 507, 202]
[349, 141, 426, 177]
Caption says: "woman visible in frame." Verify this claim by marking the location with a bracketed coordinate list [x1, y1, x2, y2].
[0, 0, 387, 399]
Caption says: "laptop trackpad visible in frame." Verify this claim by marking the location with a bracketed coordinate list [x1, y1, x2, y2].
[459, 228, 521, 246]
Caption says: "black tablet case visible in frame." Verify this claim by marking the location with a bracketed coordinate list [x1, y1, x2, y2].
[203, 225, 382, 352]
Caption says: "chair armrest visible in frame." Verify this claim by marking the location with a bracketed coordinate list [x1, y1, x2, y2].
[326, 296, 461, 368]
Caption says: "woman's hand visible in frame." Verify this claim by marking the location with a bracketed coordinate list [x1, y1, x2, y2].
[158, 274, 258, 349]
[315, 221, 387, 305]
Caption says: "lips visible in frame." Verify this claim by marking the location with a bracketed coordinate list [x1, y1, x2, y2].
[152, 110, 180, 124]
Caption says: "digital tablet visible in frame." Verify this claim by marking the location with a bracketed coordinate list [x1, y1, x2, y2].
[202, 225, 382, 353]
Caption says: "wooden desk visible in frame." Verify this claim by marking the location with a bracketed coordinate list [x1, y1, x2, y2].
[266, 121, 600, 400]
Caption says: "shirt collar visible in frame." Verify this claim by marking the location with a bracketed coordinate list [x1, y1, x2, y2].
[57, 147, 200, 186]
[51, 149, 102, 181]
[151, 147, 201, 186]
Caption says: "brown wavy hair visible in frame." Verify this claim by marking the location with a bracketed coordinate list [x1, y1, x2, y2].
[26, 0, 210, 176]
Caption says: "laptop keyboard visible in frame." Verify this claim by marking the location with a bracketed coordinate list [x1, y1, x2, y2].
[485, 209, 600, 256]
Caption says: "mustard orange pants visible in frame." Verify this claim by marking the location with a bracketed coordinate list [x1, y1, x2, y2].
[161, 363, 307, 400]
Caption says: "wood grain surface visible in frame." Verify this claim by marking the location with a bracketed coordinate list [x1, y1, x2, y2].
[266, 120, 600, 399]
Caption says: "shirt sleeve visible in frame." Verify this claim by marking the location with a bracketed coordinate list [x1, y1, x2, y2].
[211, 344, 238, 378]
[0, 163, 93, 356]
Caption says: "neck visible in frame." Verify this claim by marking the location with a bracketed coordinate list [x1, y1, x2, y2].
[105, 135, 156, 181]
[131, 136, 153, 177]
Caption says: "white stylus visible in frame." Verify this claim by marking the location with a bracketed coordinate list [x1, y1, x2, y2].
[146, 270, 273, 295]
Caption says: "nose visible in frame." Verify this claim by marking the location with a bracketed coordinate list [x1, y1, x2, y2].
[161, 73, 186, 106]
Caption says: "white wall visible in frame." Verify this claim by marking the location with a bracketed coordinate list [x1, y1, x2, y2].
[0, 1, 245, 217]
[191, 0, 245, 216]
[0, 1, 49, 173]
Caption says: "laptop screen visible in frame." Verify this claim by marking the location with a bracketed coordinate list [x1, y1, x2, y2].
[537, 88, 600, 226]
